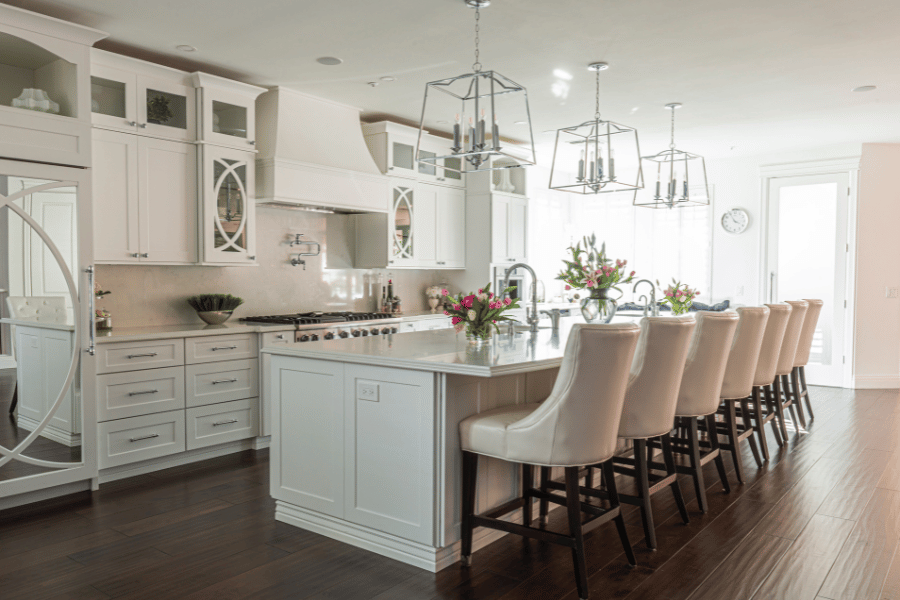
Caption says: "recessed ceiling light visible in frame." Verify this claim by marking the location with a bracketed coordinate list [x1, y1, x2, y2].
[367, 82, 379, 87]
[380, 76, 396, 82]
[514, 120, 527, 125]
[553, 69, 573, 81]
[852, 85, 877, 92]
[176, 45, 196, 52]
[542, 129, 556, 134]
[316, 56, 343, 66]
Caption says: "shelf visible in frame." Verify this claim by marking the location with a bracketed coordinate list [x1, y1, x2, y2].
[0, 32, 78, 118]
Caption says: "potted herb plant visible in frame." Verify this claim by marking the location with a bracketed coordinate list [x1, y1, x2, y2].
[147, 94, 174, 124]
[187, 294, 244, 325]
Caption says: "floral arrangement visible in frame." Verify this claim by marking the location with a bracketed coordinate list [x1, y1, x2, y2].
[425, 285, 446, 299]
[556, 234, 636, 296]
[660, 279, 700, 315]
[94, 281, 111, 299]
[442, 283, 520, 340]
[95, 308, 111, 319]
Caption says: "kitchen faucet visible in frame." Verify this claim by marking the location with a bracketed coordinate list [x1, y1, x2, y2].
[504, 262, 541, 334]
[540, 308, 562, 333]
[633, 279, 659, 317]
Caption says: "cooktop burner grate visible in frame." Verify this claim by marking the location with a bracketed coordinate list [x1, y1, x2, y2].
[240, 311, 395, 325]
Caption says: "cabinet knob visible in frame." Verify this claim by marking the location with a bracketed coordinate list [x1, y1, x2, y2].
[141, 253, 149, 258]
[248, 255, 256, 261]
[248, 140, 256, 146]
[138, 123, 147, 129]
[126, 120, 137, 127]
[130, 253, 140, 258]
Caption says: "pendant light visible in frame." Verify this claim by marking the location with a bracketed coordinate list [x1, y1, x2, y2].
[548, 62, 643, 195]
[416, 0, 536, 176]
[634, 103, 710, 208]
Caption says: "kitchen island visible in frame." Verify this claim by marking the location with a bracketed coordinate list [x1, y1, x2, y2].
[263, 321, 602, 572]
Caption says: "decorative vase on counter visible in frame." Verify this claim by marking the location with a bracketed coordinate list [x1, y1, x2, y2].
[580, 288, 617, 324]
[465, 327, 492, 348]
[196, 310, 234, 325]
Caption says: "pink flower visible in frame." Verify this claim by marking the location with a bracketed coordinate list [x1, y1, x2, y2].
[478, 289, 483, 295]
[565, 285, 571, 291]
[463, 295, 475, 308]
[489, 292, 494, 299]
[441, 289, 449, 296]
[694, 291, 700, 296]
[504, 298, 512, 306]
[630, 271, 635, 277]
[454, 322, 465, 334]
[453, 304, 461, 311]
[444, 311, 450, 316]
[586, 280, 595, 288]
[451, 316, 462, 325]
[665, 291, 673, 298]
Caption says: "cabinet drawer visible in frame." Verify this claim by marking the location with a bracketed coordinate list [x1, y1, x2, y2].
[97, 366, 186, 421]
[185, 334, 257, 364]
[97, 339, 185, 374]
[186, 398, 258, 450]
[261, 331, 293, 346]
[185, 358, 258, 408]
[98, 410, 186, 469]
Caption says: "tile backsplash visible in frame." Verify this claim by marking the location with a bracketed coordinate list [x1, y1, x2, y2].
[96, 207, 452, 328]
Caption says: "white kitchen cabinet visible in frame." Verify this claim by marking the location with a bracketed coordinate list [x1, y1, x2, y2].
[200, 145, 257, 265]
[491, 194, 527, 264]
[414, 183, 465, 269]
[388, 180, 417, 267]
[192, 72, 265, 151]
[363, 121, 465, 190]
[93, 129, 198, 264]
[91, 50, 195, 142]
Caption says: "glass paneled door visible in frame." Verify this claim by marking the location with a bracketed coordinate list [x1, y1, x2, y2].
[766, 173, 851, 387]
[0, 159, 95, 500]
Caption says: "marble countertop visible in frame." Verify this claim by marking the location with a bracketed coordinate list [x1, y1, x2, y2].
[262, 317, 642, 377]
[95, 321, 294, 343]
[0, 317, 75, 332]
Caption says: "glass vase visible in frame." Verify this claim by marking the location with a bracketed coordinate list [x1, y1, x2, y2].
[580, 288, 617, 323]
[465, 325, 493, 348]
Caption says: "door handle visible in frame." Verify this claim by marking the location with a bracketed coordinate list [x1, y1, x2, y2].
[211, 378, 239, 385]
[85, 266, 96, 356]
[210, 345, 238, 351]
[128, 389, 159, 396]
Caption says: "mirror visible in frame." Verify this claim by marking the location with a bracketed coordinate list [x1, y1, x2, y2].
[0, 175, 81, 482]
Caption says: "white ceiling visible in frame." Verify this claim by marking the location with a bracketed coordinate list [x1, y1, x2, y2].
[8, 0, 900, 159]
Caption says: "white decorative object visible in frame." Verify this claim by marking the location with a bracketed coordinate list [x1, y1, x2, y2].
[12, 88, 60, 114]
[496, 168, 516, 193]
[91, 97, 100, 113]
[213, 111, 221, 133]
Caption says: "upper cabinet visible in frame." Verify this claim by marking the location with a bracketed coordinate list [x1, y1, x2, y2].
[200, 144, 256, 265]
[491, 194, 527, 264]
[90, 50, 195, 141]
[0, 4, 107, 167]
[362, 121, 464, 189]
[192, 73, 265, 151]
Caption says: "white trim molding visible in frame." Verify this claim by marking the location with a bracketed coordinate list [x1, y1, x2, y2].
[854, 375, 900, 390]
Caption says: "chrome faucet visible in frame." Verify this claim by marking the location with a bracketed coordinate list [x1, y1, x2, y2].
[540, 308, 562, 333]
[504, 262, 541, 334]
[633, 280, 659, 317]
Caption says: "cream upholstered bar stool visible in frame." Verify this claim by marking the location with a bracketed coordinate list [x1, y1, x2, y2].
[611, 315, 696, 550]
[702, 306, 771, 484]
[790, 299, 823, 423]
[773, 300, 809, 429]
[459, 323, 641, 600]
[664, 311, 739, 514]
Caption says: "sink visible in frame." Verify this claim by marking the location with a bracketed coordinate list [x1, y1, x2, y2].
[513, 325, 553, 332]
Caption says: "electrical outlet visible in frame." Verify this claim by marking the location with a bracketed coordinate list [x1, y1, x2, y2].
[357, 381, 379, 402]
[736, 285, 745, 296]
[887, 287, 899, 299]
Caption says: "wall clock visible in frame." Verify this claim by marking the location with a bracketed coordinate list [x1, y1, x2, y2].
[721, 208, 750, 234]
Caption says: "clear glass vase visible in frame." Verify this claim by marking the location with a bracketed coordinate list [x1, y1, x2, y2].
[465, 326, 493, 347]
[580, 288, 617, 323]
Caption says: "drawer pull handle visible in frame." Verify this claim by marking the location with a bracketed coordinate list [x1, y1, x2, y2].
[128, 389, 159, 396]
[211, 346, 238, 351]
[211, 378, 239, 385]
[213, 419, 239, 427]
[126, 353, 158, 359]
[130, 433, 160, 442]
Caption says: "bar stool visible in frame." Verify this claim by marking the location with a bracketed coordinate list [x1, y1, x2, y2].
[701, 306, 771, 484]
[665, 311, 739, 514]
[791, 299, 823, 423]
[459, 323, 641, 600]
[774, 300, 809, 430]
[746, 303, 794, 449]
[611, 315, 696, 550]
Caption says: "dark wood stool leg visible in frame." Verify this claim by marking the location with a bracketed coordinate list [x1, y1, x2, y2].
[706, 414, 731, 493]
[741, 397, 763, 468]
[772, 379, 790, 441]
[724, 400, 745, 484]
[634, 439, 657, 549]
[585, 466, 595, 488]
[750, 387, 769, 461]
[800, 366, 814, 420]
[662, 434, 689, 524]
[539, 466, 551, 522]
[685, 417, 708, 513]
[762, 385, 784, 447]
[787, 372, 807, 428]
[461, 451, 478, 566]
[522, 464, 533, 527]
[602, 460, 636, 567]
[8, 381, 17, 415]
[565, 467, 589, 599]
[783, 374, 804, 429]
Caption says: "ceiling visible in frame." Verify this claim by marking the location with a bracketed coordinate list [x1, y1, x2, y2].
[8, 0, 900, 159]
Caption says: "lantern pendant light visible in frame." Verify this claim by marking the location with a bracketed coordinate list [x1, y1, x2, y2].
[548, 62, 643, 195]
[634, 103, 710, 209]
[416, 0, 536, 177]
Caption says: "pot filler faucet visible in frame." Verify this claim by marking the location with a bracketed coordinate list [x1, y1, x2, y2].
[633, 279, 659, 317]
[504, 262, 541, 334]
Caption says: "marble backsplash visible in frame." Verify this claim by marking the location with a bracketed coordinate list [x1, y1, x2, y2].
[95, 207, 454, 328]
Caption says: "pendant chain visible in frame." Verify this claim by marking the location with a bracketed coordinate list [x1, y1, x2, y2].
[595, 69, 601, 120]
[670, 105, 676, 149]
[473, 7, 482, 72]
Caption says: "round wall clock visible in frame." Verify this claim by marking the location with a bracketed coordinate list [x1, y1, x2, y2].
[721, 208, 750, 234]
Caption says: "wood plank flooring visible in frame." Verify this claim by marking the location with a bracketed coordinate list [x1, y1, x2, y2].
[1, 385, 898, 599]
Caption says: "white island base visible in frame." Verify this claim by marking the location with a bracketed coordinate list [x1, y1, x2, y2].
[264, 328, 578, 572]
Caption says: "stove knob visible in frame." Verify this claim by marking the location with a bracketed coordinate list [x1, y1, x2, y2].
[370, 328, 380, 335]
[361, 330, 369, 336]
[391, 327, 399, 334]
[351, 329, 361, 337]
[324, 332, 335, 340]
[299, 334, 310, 342]
[310, 334, 319, 341]
[339, 331, 349, 339]
[381, 327, 392, 335]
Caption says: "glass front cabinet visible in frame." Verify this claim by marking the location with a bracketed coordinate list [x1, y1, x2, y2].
[389, 181, 416, 266]
[201, 145, 256, 265]
[192, 73, 265, 151]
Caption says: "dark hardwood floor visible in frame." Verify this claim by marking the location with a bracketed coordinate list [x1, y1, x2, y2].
[0, 368, 80, 482]
[1, 385, 899, 599]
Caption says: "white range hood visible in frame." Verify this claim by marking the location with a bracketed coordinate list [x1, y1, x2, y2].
[256, 88, 388, 213]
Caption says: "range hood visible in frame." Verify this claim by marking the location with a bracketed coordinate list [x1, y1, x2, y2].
[256, 88, 388, 213]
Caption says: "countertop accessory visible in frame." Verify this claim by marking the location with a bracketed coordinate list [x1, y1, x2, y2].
[187, 294, 244, 324]
[557, 234, 636, 309]
[426, 285, 449, 313]
[416, 0, 536, 177]
[635, 103, 710, 209]
[660, 279, 700, 315]
[580, 288, 618, 324]
[12, 88, 60, 114]
[549, 63, 643, 195]
[443, 282, 520, 342]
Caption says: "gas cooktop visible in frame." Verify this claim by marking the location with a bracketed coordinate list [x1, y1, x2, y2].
[241, 311, 395, 326]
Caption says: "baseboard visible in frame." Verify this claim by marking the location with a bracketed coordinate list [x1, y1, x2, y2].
[0, 480, 91, 511]
[854, 375, 900, 389]
[99, 438, 257, 484]
[17, 415, 80, 447]
[252, 435, 271, 450]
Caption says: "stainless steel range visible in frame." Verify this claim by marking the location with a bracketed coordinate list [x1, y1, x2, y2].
[241, 312, 403, 343]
